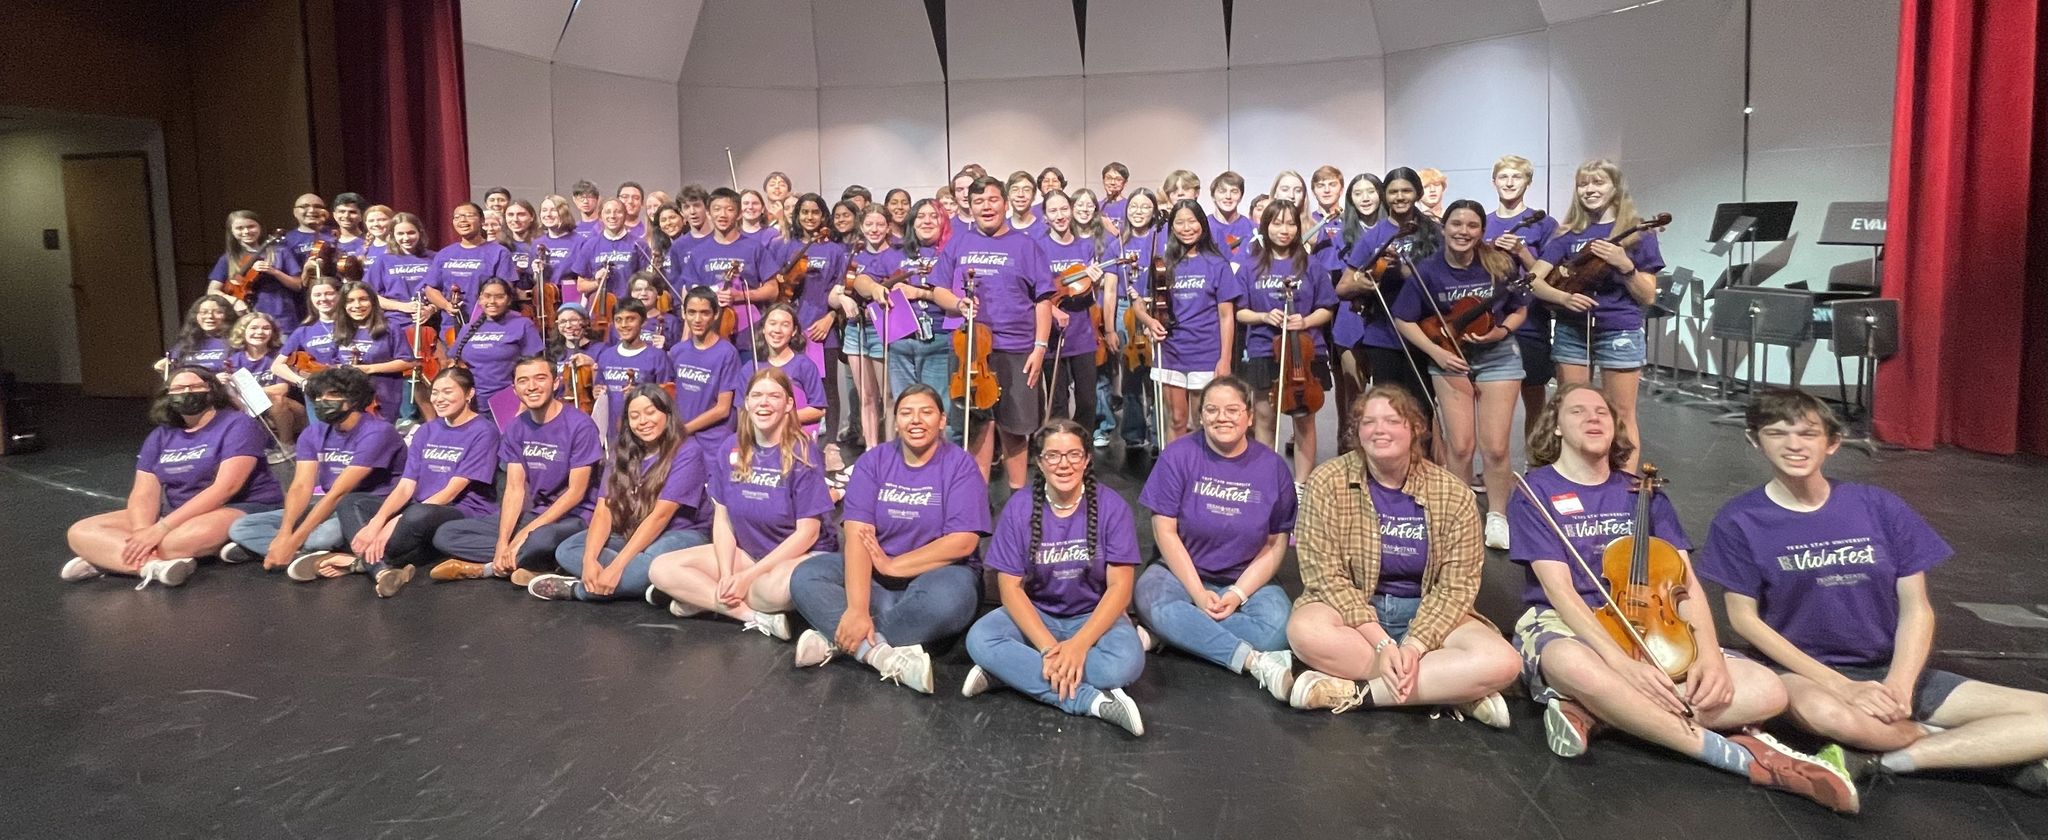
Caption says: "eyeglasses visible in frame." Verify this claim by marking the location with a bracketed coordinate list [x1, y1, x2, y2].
[294, 203, 324, 210]
[1201, 404, 1249, 419]
[1038, 450, 1088, 466]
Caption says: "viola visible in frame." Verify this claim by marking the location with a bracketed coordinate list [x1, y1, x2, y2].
[1344, 220, 1419, 320]
[1271, 273, 1323, 416]
[302, 238, 335, 279]
[1090, 304, 1109, 368]
[1548, 212, 1671, 296]
[1051, 255, 1136, 306]
[586, 291, 619, 340]
[949, 270, 998, 437]
[438, 286, 467, 349]
[559, 359, 596, 413]
[716, 262, 744, 339]
[219, 230, 287, 301]
[287, 345, 363, 377]
[1147, 257, 1177, 336]
[407, 291, 447, 383]
[334, 250, 365, 283]
[1121, 302, 1152, 371]
[1596, 464, 1697, 681]
[1414, 273, 1534, 357]
[768, 233, 816, 306]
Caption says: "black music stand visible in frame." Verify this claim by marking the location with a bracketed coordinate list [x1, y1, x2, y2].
[1707, 287, 1815, 424]
[1818, 201, 1887, 289]
[1829, 298, 1898, 456]
[1663, 270, 1724, 407]
[1707, 202, 1797, 295]
[1642, 271, 1684, 394]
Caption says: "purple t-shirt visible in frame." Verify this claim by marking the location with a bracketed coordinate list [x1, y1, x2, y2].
[210, 246, 304, 326]
[294, 413, 405, 496]
[1508, 465, 1690, 609]
[453, 312, 544, 402]
[1697, 482, 1951, 668]
[677, 235, 770, 292]
[1340, 218, 1427, 350]
[934, 226, 1053, 354]
[1159, 251, 1241, 371]
[593, 341, 674, 422]
[429, 241, 518, 309]
[669, 336, 742, 449]
[743, 353, 826, 417]
[137, 411, 282, 509]
[1138, 435, 1296, 582]
[601, 438, 712, 535]
[1101, 197, 1129, 232]
[1537, 221, 1665, 331]
[843, 440, 991, 560]
[711, 439, 837, 557]
[281, 320, 339, 367]
[404, 414, 500, 517]
[335, 326, 416, 422]
[1487, 209, 1559, 339]
[987, 484, 1142, 618]
[1037, 233, 1118, 360]
[566, 232, 646, 300]
[1368, 479, 1430, 598]
[1393, 249, 1528, 329]
[172, 337, 231, 372]
[367, 250, 436, 332]
[225, 349, 282, 387]
[1237, 252, 1338, 358]
[499, 404, 603, 519]
[575, 219, 601, 240]
[283, 228, 333, 270]
[773, 237, 851, 335]
[1210, 213, 1255, 261]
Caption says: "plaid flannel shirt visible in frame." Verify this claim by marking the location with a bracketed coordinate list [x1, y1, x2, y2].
[1293, 451, 1484, 651]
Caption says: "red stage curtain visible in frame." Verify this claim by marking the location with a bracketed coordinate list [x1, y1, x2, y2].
[333, 0, 471, 245]
[1877, 0, 2048, 455]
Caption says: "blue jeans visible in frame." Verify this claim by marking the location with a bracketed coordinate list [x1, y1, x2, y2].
[787, 554, 980, 650]
[555, 528, 708, 601]
[887, 332, 954, 401]
[965, 607, 1145, 715]
[227, 504, 345, 556]
[1132, 563, 1291, 670]
[1374, 592, 1423, 641]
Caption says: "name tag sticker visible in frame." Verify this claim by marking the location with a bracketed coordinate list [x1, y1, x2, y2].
[1550, 493, 1584, 515]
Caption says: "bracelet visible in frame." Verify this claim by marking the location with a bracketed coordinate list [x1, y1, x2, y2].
[1373, 637, 1396, 652]
[1225, 585, 1249, 603]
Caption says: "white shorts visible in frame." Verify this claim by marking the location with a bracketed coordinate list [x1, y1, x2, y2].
[1150, 368, 1216, 390]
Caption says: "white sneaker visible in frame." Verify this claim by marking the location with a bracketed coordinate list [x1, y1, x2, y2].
[961, 665, 994, 698]
[1485, 512, 1511, 550]
[668, 598, 703, 619]
[1091, 688, 1145, 736]
[133, 557, 196, 590]
[60, 557, 105, 582]
[794, 629, 836, 667]
[741, 611, 793, 640]
[1455, 692, 1512, 730]
[1244, 649, 1296, 702]
[1136, 625, 1163, 653]
[876, 645, 935, 695]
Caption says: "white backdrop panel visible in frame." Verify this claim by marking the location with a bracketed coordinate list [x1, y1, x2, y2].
[947, 77, 1086, 182]
[1084, 71, 1230, 195]
[1086, 0, 1227, 75]
[1231, 0, 1383, 65]
[682, 0, 818, 89]
[459, 0, 567, 61]
[947, 0, 1082, 82]
[551, 65, 682, 193]
[679, 85, 821, 193]
[463, 43, 556, 201]
[554, 0, 703, 82]
[814, 0, 944, 87]
[1384, 29, 1550, 206]
[818, 83, 951, 199]
[1226, 59, 1387, 192]
[1749, 0, 1897, 153]
[1372, 0, 1547, 52]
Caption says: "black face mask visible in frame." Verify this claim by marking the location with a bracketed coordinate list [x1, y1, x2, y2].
[166, 392, 210, 421]
[311, 399, 351, 424]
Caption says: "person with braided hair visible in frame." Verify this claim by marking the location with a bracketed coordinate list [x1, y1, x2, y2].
[962, 419, 1147, 735]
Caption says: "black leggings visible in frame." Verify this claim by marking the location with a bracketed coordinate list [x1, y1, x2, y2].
[336, 493, 467, 569]
[1044, 353, 1099, 433]
[1360, 343, 1437, 427]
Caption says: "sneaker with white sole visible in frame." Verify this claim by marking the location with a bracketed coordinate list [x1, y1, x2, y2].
[1135, 625, 1163, 653]
[1485, 512, 1511, 550]
[1244, 649, 1296, 702]
[1092, 430, 1110, 448]
[218, 542, 257, 565]
[793, 629, 836, 668]
[877, 645, 936, 695]
[741, 611, 793, 640]
[961, 664, 995, 698]
[287, 551, 360, 582]
[1544, 697, 1595, 757]
[1732, 730, 1860, 814]
[1455, 692, 1512, 730]
[1091, 688, 1145, 736]
[133, 557, 196, 590]
[526, 573, 580, 601]
[1289, 670, 1367, 713]
[60, 557, 105, 582]
[668, 598, 704, 619]
[373, 565, 415, 598]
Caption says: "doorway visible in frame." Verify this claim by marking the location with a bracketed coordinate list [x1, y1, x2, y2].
[61, 152, 162, 397]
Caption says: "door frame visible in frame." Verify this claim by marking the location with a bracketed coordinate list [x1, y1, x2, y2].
[61, 150, 164, 394]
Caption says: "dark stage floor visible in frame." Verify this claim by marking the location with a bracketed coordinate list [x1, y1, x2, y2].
[7, 387, 2048, 839]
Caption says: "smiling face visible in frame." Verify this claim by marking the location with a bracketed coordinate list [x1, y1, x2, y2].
[860, 211, 890, 248]
[797, 201, 825, 235]
[451, 205, 480, 239]
[232, 216, 263, 247]
[514, 359, 555, 409]
[971, 184, 1005, 232]
[745, 376, 791, 435]
[1200, 386, 1250, 450]
[711, 196, 739, 234]
[894, 391, 944, 453]
[1356, 396, 1414, 463]
[1273, 175, 1306, 207]
[832, 204, 857, 236]
[505, 202, 534, 237]
[539, 199, 564, 231]
[332, 203, 361, 235]
[294, 194, 327, 229]
[683, 295, 714, 339]
[1266, 207, 1299, 249]
[1101, 169, 1126, 199]
[429, 375, 470, 420]
[393, 220, 421, 252]
[627, 394, 668, 444]
[1126, 194, 1156, 230]
[619, 186, 644, 218]
[1072, 192, 1098, 226]
[1036, 431, 1090, 496]
[1555, 386, 1614, 459]
[343, 286, 374, 321]
[1171, 205, 1203, 246]
[658, 207, 685, 238]
[1384, 179, 1417, 216]
[365, 207, 391, 239]
[194, 299, 229, 332]
[479, 283, 509, 318]
[741, 192, 766, 226]
[309, 283, 340, 317]
[600, 200, 626, 234]
[762, 307, 795, 351]
[886, 192, 910, 224]
[1314, 175, 1342, 209]
[1576, 170, 1615, 215]
[1213, 182, 1242, 214]
[912, 203, 943, 242]
[243, 316, 275, 349]
[1494, 168, 1529, 204]
[557, 310, 587, 341]
[1443, 206, 1484, 256]
[1350, 180, 1381, 217]
[1007, 181, 1035, 216]
[1043, 193, 1073, 235]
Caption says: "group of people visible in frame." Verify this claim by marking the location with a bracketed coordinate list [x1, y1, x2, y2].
[65, 157, 2048, 815]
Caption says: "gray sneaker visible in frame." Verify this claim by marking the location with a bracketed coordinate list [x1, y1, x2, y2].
[961, 665, 995, 698]
[793, 629, 835, 668]
[60, 557, 105, 583]
[218, 542, 257, 565]
[1091, 688, 1145, 736]
[526, 573, 580, 601]
[877, 645, 935, 695]
[133, 557, 196, 590]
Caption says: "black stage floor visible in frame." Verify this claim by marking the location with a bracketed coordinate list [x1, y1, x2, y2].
[8, 387, 2048, 839]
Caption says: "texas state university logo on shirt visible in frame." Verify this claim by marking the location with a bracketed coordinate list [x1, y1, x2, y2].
[1774, 537, 1880, 588]
[1190, 477, 1258, 515]
[958, 251, 1012, 269]
[875, 483, 938, 520]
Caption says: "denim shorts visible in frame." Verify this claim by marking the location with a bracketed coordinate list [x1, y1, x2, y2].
[1551, 321, 1645, 370]
[840, 320, 885, 358]
[1812, 664, 1969, 722]
[1427, 339, 1524, 382]
[1374, 592, 1422, 641]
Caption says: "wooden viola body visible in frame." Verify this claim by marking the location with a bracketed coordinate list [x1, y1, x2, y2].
[303, 238, 334, 278]
[221, 230, 286, 301]
[1272, 329, 1323, 414]
[586, 292, 619, 339]
[949, 322, 998, 411]
[1121, 304, 1151, 370]
[1595, 463, 1698, 681]
[1416, 296, 1498, 356]
[334, 251, 365, 283]
[1548, 212, 1671, 296]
